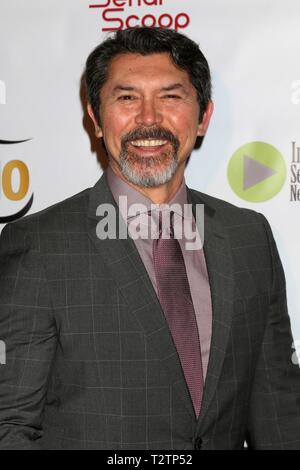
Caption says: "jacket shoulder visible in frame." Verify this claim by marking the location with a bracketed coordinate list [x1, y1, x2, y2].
[2, 187, 91, 236]
[188, 188, 262, 225]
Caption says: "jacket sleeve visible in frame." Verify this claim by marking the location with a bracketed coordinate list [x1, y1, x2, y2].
[0, 222, 57, 449]
[246, 214, 300, 449]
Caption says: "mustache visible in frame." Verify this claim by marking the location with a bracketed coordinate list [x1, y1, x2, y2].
[121, 127, 179, 150]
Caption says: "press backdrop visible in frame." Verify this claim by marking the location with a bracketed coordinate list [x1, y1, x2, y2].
[1, 0, 300, 359]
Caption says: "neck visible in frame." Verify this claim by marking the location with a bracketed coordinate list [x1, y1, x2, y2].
[109, 163, 185, 204]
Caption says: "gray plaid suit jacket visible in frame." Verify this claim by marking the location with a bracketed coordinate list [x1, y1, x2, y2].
[1, 173, 300, 450]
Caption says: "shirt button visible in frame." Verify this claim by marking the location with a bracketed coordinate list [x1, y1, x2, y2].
[194, 437, 203, 450]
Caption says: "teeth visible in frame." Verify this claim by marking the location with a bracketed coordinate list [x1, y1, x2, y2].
[130, 140, 167, 147]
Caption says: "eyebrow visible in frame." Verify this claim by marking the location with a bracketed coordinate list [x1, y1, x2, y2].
[160, 83, 188, 93]
[112, 86, 135, 95]
[111, 83, 188, 94]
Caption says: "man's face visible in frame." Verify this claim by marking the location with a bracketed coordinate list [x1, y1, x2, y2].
[88, 52, 213, 187]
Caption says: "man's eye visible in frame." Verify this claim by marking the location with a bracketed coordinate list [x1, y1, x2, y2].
[118, 95, 135, 101]
[163, 94, 182, 100]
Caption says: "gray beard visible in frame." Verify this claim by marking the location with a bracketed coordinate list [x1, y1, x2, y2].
[118, 148, 178, 188]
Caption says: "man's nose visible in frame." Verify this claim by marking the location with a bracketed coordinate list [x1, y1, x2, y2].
[135, 98, 163, 126]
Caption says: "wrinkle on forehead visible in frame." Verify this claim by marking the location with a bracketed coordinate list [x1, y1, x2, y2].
[103, 53, 196, 97]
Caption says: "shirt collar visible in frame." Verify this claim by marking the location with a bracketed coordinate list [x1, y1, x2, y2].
[105, 166, 189, 221]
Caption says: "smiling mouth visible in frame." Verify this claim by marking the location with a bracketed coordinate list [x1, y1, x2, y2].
[130, 139, 168, 147]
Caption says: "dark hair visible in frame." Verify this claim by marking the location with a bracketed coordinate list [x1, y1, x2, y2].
[84, 27, 211, 124]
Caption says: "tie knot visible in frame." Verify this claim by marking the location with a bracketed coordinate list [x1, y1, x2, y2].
[158, 210, 175, 238]
[147, 210, 175, 238]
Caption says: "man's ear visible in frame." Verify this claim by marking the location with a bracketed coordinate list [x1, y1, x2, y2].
[87, 103, 103, 138]
[197, 100, 214, 137]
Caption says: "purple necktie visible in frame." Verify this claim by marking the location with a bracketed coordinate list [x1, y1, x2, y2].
[152, 211, 204, 417]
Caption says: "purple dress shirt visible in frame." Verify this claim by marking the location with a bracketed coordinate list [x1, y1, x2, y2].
[106, 167, 212, 381]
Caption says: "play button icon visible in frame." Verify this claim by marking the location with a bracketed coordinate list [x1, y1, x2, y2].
[243, 155, 277, 190]
[227, 141, 286, 202]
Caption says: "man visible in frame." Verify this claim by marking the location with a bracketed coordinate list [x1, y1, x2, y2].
[0, 27, 300, 450]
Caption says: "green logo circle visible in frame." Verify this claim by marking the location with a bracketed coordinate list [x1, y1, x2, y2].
[227, 141, 286, 202]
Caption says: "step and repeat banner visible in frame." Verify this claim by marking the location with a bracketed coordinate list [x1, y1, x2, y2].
[1, 0, 300, 358]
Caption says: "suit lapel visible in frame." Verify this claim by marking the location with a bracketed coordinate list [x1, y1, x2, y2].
[187, 189, 235, 428]
[87, 174, 196, 420]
